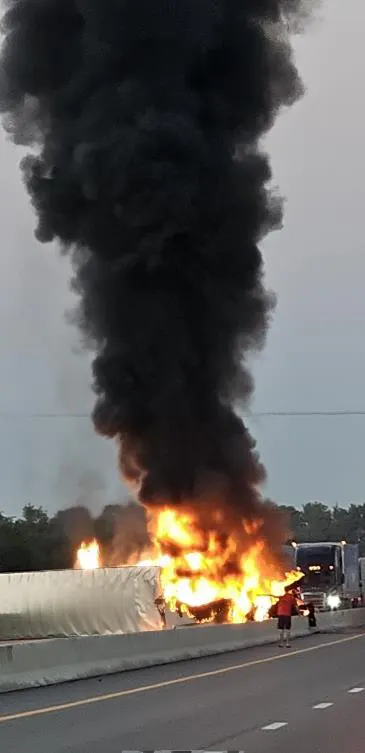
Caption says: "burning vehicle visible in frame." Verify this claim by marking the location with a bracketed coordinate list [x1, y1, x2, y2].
[75, 511, 303, 625]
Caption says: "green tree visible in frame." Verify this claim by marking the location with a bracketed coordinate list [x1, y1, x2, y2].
[301, 501, 332, 541]
[330, 505, 350, 541]
[0, 505, 70, 572]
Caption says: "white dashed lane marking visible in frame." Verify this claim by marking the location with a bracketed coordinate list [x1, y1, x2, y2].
[258, 687, 364, 738]
[129, 686, 365, 748]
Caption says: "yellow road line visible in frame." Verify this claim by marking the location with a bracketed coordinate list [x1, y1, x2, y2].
[1, 632, 364, 724]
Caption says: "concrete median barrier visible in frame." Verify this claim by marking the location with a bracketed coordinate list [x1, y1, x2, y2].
[0, 607, 364, 693]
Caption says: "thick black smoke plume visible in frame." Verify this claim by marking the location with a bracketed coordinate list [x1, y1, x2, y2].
[0, 1, 309, 550]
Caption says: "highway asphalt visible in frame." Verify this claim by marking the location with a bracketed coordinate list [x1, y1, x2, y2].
[1, 628, 365, 753]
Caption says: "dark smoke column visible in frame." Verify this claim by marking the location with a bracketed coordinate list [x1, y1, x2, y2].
[0, 1, 309, 537]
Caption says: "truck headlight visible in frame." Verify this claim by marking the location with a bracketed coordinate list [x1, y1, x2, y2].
[327, 594, 341, 609]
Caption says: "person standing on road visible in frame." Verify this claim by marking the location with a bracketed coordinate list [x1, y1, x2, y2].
[306, 601, 317, 632]
[277, 585, 299, 648]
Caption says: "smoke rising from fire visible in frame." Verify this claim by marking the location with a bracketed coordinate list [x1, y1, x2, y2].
[0, 1, 310, 560]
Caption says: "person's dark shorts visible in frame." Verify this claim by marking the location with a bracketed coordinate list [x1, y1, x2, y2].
[278, 615, 291, 630]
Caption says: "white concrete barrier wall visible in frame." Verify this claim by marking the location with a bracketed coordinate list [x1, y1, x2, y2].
[1, 607, 364, 694]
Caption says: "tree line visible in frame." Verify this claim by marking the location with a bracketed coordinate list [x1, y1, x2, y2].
[281, 502, 365, 552]
[1, 500, 365, 573]
[0, 502, 149, 573]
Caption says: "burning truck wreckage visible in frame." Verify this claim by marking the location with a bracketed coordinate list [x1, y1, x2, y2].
[0, 0, 314, 632]
[75, 510, 304, 626]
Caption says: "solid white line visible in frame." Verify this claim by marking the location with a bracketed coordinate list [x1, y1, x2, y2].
[348, 687, 364, 694]
[0, 632, 363, 724]
[313, 702, 333, 709]
[262, 722, 288, 731]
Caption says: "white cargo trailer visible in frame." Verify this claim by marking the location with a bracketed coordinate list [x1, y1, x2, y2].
[0, 565, 165, 640]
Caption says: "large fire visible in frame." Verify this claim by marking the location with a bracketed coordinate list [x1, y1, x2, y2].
[75, 508, 301, 623]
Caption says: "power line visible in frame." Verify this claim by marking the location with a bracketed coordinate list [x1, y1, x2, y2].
[0, 410, 364, 419]
[249, 410, 365, 417]
[0, 412, 91, 419]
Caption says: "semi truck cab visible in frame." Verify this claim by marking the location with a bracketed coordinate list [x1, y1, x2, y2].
[294, 541, 360, 611]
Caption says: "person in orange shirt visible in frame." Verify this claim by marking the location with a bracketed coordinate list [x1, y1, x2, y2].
[277, 585, 299, 647]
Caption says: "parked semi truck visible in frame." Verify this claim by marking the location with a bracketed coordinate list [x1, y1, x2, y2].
[293, 541, 361, 611]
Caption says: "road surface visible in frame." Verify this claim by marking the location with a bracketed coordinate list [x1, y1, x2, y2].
[1, 628, 365, 752]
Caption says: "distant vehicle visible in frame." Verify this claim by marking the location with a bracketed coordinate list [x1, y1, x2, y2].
[293, 541, 361, 611]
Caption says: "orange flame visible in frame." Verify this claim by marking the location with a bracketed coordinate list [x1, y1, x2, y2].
[150, 509, 301, 622]
[75, 539, 101, 570]
[75, 508, 301, 623]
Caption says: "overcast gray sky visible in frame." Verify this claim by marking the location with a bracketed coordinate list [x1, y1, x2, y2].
[0, 0, 363, 516]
